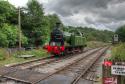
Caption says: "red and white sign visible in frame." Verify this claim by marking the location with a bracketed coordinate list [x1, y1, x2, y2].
[104, 77, 117, 84]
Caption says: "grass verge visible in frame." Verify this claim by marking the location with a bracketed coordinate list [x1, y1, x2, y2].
[0, 48, 48, 66]
[87, 41, 109, 48]
[111, 43, 125, 60]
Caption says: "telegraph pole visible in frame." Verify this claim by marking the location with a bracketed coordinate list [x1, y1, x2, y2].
[18, 7, 21, 50]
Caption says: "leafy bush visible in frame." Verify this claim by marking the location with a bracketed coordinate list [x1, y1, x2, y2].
[0, 24, 28, 47]
[0, 31, 8, 47]
[111, 43, 125, 60]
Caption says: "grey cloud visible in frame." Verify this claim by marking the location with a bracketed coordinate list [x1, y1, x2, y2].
[47, 0, 112, 17]
[43, 0, 125, 30]
[100, 5, 125, 21]
[85, 17, 95, 24]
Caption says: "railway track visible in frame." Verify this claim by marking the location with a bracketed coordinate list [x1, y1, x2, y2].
[32, 48, 100, 73]
[82, 51, 105, 82]
[71, 47, 108, 84]
[5, 48, 91, 70]
[38, 47, 107, 84]
[0, 47, 107, 84]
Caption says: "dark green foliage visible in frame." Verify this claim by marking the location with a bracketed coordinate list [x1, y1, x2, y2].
[21, 0, 51, 46]
[0, 31, 8, 47]
[47, 14, 62, 30]
[116, 25, 125, 42]
[20, 0, 62, 47]
[0, 1, 17, 26]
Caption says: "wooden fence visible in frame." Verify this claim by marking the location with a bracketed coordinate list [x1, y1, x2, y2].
[6, 48, 25, 55]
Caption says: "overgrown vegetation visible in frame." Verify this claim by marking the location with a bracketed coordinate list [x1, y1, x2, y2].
[111, 43, 125, 60]
[0, 48, 48, 66]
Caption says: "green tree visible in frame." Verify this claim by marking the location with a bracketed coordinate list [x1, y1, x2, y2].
[116, 25, 125, 42]
[0, 1, 17, 26]
[21, 0, 47, 46]
[0, 1, 27, 47]
[47, 14, 62, 30]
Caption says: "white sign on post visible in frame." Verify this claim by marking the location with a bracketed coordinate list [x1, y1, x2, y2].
[111, 65, 125, 76]
[114, 34, 118, 42]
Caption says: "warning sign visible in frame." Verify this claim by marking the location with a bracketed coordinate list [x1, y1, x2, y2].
[111, 65, 125, 76]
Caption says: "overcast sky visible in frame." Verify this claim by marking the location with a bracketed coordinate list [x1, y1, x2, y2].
[8, 0, 125, 31]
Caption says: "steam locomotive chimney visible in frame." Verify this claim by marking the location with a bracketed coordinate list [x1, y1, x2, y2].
[56, 22, 61, 29]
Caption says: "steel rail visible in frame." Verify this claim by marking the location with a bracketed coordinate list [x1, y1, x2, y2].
[71, 47, 109, 84]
